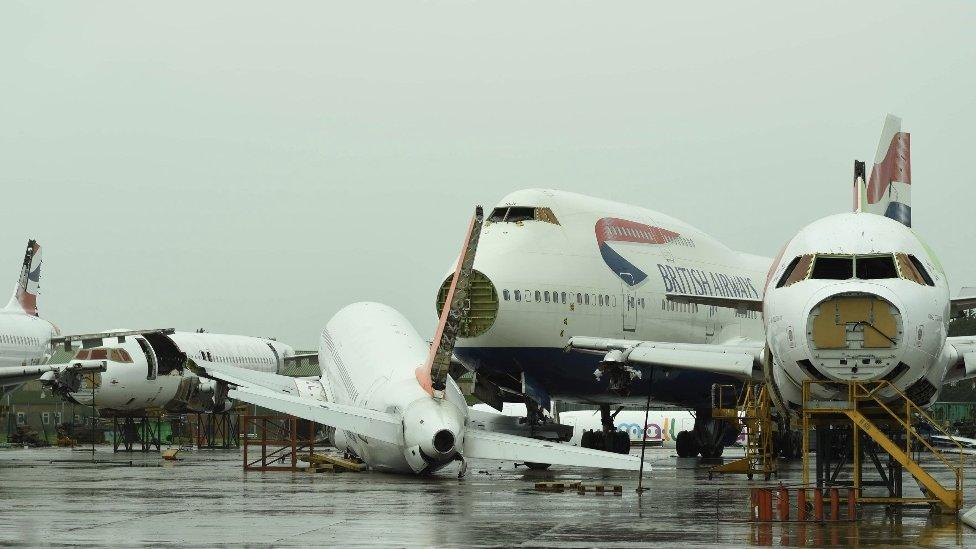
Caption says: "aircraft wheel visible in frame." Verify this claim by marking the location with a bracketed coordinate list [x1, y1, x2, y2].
[700, 443, 724, 459]
[614, 431, 631, 454]
[676, 430, 695, 457]
[581, 430, 594, 449]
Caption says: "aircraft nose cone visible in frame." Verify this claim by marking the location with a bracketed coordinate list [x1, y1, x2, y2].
[434, 269, 499, 338]
[805, 291, 904, 381]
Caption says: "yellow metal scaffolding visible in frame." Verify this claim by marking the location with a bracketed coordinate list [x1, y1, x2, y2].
[801, 379, 964, 514]
[709, 383, 777, 481]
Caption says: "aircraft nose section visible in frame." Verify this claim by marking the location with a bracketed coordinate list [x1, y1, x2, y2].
[435, 269, 499, 338]
[804, 291, 905, 381]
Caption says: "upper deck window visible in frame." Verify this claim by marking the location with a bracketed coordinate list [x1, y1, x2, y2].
[487, 206, 560, 225]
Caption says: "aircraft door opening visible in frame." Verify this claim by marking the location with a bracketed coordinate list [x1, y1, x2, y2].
[620, 274, 637, 332]
[137, 337, 158, 380]
[267, 343, 282, 374]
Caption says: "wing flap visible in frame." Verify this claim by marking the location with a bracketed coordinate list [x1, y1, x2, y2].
[568, 336, 763, 381]
[667, 293, 763, 313]
[463, 429, 645, 471]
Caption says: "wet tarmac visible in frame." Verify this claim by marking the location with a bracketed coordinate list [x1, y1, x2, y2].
[1, 445, 974, 547]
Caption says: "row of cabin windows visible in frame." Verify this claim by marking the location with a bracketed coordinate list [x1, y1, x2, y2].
[660, 299, 699, 313]
[776, 253, 935, 288]
[501, 289, 647, 309]
[198, 350, 274, 366]
[1, 334, 40, 346]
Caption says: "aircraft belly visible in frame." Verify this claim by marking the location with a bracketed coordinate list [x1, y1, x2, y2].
[454, 346, 741, 408]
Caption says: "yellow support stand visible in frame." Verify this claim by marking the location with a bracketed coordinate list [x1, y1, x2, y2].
[709, 383, 777, 481]
[801, 379, 964, 514]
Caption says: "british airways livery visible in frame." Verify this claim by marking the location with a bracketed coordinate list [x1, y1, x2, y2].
[438, 189, 772, 458]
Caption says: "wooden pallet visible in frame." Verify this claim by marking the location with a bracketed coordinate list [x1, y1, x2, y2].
[535, 481, 582, 492]
[576, 483, 623, 494]
[303, 453, 366, 472]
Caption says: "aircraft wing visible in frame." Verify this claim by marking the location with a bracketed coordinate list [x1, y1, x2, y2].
[2, 360, 107, 390]
[190, 360, 403, 445]
[666, 293, 763, 313]
[951, 287, 976, 317]
[0, 365, 59, 388]
[463, 429, 644, 471]
[943, 336, 976, 384]
[567, 336, 764, 381]
[51, 328, 176, 350]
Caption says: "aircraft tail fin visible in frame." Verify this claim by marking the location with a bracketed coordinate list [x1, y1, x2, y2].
[416, 206, 484, 397]
[858, 114, 911, 226]
[5, 239, 42, 316]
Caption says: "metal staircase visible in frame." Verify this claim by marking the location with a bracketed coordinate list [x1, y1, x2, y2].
[802, 380, 964, 513]
[709, 383, 777, 481]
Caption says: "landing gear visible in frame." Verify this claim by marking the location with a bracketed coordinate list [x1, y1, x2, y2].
[675, 430, 699, 458]
[773, 429, 803, 460]
[676, 409, 734, 458]
[579, 405, 631, 454]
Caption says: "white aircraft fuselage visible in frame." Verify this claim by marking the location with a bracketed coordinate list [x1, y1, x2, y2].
[448, 189, 770, 407]
[65, 331, 295, 416]
[764, 211, 950, 408]
[321, 302, 470, 473]
[0, 240, 64, 396]
[0, 311, 57, 371]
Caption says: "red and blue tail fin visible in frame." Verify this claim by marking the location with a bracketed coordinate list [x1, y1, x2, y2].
[856, 114, 911, 226]
[5, 239, 42, 316]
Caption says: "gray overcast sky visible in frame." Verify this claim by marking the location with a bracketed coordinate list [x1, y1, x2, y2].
[1, 2, 974, 348]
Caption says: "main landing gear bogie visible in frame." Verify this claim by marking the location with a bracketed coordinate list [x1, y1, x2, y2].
[579, 404, 632, 455]
[676, 409, 734, 459]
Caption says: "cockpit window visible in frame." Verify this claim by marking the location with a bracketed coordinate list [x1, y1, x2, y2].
[487, 206, 560, 225]
[110, 349, 133, 363]
[89, 349, 108, 360]
[75, 347, 134, 362]
[896, 253, 935, 286]
[783, 253, 934, 286]
[811, 256, 854, 280]
[855, 255, 898, 280]
[776, 254, 814, 288]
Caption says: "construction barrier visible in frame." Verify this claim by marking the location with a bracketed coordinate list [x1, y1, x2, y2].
[748, 484, 858, 522]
